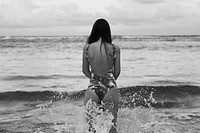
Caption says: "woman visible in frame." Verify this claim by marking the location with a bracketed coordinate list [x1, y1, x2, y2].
[82, 18, 121, 133]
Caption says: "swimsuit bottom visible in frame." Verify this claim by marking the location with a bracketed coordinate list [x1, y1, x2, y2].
[88, 71, 116, 103]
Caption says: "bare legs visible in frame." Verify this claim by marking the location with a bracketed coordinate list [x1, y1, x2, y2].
[84, 88, 100, 132]
[84, 87, 120, 133]
[103, 87, 120, 133]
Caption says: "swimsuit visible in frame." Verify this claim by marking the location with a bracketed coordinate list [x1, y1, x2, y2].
[85, 43, 116, 103]
[89, 70, 116, 102]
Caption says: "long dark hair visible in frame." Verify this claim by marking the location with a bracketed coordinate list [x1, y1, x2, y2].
[87, 19, 112, 61]
[87, 18, 112, 44]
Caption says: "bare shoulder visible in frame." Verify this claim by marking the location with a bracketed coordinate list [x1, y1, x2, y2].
[83, 43, 89, 51]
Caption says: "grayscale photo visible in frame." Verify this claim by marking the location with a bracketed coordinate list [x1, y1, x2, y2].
[0, 0, 200, 132]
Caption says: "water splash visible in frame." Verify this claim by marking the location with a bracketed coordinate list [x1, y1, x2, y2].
[117, 87, 176, 133]
[1, 85, 200, 132]
[117, 107, 175, 133]
[120, 87, 157, 108]
[85, 100, 114, 133]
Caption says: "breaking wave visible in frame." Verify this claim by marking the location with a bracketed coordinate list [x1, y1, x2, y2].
[1, 85, 200, 108]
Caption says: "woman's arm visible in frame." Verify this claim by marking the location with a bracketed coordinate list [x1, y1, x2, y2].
[114, 45, 121, 80]
[82, 44, 91, 79]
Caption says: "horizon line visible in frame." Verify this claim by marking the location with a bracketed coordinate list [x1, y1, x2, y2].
[1, 34, 200, 37]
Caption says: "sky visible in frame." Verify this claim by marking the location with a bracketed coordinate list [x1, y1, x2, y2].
[0, 0, 200, 36]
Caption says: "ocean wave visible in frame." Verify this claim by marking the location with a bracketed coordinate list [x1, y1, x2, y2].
[119, 85, 200, 108]
[0, 85, 200, 109]
[1, 36, 200, 52]
[0, 44, 16, 48]
[0, 42, 31, 49]
[120, 43, 200, 51]
[1, 35, 200, 44]
[0, 36, 88, 44]
[151, 80, 194, 85]
[0, 90, 85, 102]
[113, 35, 200, 42]
[1, 75, 85, 81]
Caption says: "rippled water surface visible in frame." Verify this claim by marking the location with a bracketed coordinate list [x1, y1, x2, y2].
[0, 35, 200, 132]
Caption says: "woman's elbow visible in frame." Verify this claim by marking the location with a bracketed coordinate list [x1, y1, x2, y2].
[82, 68, 87, 76]
[114, 69, 121, 80]
[82, 68, 91, 78]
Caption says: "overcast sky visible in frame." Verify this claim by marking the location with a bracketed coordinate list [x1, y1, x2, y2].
[0, 0, 200, 36]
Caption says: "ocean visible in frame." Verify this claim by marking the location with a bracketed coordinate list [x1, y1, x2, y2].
[0, 35, 200, 132]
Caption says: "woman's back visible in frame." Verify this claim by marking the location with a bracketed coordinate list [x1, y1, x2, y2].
[83, 18, 120, 133]
[87, 38, 115, 76]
